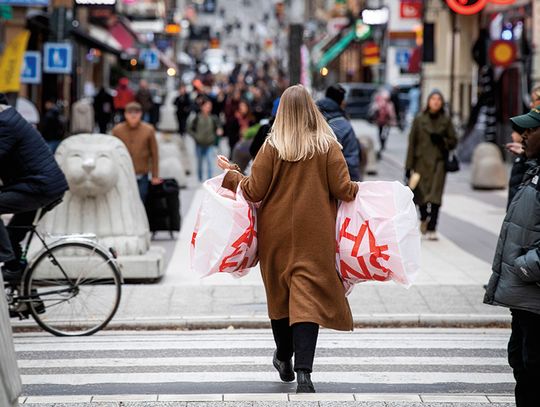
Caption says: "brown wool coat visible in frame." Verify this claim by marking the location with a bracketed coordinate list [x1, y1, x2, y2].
[112, 121, 159, 177]
[223, 141, 358, 331]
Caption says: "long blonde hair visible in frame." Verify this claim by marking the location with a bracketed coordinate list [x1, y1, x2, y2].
[267, 84, 338, 162]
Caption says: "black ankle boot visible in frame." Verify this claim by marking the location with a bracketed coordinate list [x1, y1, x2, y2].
[296, 369, 315, 393]
[272, 351, 294, 382]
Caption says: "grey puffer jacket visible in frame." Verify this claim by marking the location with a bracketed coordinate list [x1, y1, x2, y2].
[484, 161, 540, 314]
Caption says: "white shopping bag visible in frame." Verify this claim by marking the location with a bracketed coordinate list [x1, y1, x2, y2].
[336, 181, 421, 294]
[191, 172, 258, 277]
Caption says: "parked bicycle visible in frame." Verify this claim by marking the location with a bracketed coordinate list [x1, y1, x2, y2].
[3, 200, 122, 336]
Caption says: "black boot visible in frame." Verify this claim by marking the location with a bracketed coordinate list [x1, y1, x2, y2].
[272, 350, 294, 382]
[296, 369, 315, 393]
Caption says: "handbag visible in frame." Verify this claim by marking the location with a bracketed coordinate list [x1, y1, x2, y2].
[445, 151, 460, 172]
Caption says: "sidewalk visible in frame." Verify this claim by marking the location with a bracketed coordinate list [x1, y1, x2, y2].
[12, 123, 511, 331]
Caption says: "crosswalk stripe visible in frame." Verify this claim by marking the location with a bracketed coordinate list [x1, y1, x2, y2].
[15, 329, 514, 394]
[17, 356, 508, 368]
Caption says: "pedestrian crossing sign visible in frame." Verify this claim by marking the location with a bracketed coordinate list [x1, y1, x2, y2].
[43, 42, 72, 74]
[20, 51, 41, 84]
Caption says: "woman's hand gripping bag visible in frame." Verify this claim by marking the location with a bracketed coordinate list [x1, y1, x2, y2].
[191, 172, 258, 277]
[336, 181, 421, 294]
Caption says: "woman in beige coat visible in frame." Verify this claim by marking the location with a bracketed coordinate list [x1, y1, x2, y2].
[217, 85, 358, 393]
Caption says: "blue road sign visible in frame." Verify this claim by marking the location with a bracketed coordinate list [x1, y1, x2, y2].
[140, 49, 160, 70]
[395, 48, 411, 68]
[20, 51, 42, 84]
[43, 42, 72, 74]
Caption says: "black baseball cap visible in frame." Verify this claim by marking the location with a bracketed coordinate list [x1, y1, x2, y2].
[510, 105, 540, 134]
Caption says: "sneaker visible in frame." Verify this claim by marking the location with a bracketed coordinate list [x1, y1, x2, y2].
[272, 350, 295, 382]
[420, 220, 428, 235]
[426, 231, 439, 241]
[296, 370, 316, 393]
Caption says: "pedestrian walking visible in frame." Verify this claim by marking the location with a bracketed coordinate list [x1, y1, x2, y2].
[405, 89, 457, 241]
[187, 98, 223, 182]
[112, 102, 161, 202]
[505, 85, 540, 208]
[484, 104, 540, 407]
[135, 80, 154, 123]
[39, 99, 65, 153]
[216, 85, 358, 393]
[317, 84, 362, 181]
[93, 87, 114, 133]
[369, 89, 396, 159]
[113, 77, 135, 123]
[173, 84, 192, 135]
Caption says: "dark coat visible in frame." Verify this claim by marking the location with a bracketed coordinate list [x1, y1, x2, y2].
[0, 106, 68, 200]
[405, 111, 458, 205]
[317, 98, 361, 181]
[507, 155, 530, 209]
[223, 142, 358, 331]
[484, 162, 540, 315]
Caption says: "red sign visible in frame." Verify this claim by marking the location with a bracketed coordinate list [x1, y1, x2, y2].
[400, 0, 422, 19]
[489, 40, 516, 67]
[445, 0, 488, 15]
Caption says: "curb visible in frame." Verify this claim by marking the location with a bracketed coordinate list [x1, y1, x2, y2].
[11, 314, 511, 332]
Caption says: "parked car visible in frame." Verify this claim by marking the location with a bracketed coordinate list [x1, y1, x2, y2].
[339, 83, 378, 120]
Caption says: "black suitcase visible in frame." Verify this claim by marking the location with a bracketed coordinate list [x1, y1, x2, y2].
[145, 178, 181, 237]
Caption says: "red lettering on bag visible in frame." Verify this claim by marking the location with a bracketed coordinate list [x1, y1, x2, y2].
[191, 232, 197, 247]
[338, 217, 390, 281]
[219, 207, 258, 272]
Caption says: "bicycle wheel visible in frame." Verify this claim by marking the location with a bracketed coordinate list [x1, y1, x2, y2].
[24, 241, 121, 336]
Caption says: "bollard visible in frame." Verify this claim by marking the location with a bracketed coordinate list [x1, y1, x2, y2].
[0, 276, 21, 407]
[158, 132, 187, 188]
[471, 142, 507, 190]
[359, 135, 378, 176]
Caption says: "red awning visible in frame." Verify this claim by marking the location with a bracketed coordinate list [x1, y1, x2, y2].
[110, 21, 138, 54]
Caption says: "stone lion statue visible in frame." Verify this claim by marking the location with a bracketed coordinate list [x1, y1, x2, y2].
[41, 134, 150, 256]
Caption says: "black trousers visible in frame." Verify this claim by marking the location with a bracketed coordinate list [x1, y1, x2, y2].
[508, 309, 540, 407]
[0, 191, 51, 266]
[271, 318, 319, 373]
[419, 203, 440, 232]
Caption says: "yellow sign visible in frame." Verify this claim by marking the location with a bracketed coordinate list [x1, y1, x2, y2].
[363, 56, 380, 66]
[0, 30, 30, 93]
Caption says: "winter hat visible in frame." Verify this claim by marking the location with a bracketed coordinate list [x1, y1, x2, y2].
[325, 84, 346, 106]
[427, 88, 445, 102]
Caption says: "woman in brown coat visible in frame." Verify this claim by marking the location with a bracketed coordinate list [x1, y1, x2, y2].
[217, 85, 358, 393]
[405, 89, 457, 241]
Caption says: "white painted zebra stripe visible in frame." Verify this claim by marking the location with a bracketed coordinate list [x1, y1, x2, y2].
[17, 356, 508, 369]
[14, 338, 508, 352]
[21, 371, 514, 385]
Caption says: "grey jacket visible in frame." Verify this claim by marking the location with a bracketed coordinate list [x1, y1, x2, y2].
[484, 161, 540, 314]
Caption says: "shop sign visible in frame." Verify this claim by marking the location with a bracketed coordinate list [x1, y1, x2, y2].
[445, 0, 488, 15]
[20, 51, 41, 84]
[361, 7, 389, 25]
[0, 0, 48, 5]
[0, 4, 13, 19]
[400, 0, 422, 19]
[489, 40, 516, 67]
[43, 42, 73, 74]
[0, 30, 30, 93]
[362, 41, 380, 66]
[75, 0, 115, 5]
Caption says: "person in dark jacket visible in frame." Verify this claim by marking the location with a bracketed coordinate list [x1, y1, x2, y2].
[93, 87, 114, 134]
[0, 94, 69, 282]
[316, 85, 361, 181]
[506, 86, 540, 208]
[484, 105, 540, 407]
[39, 99, 65, 153]
[173, 84, 192, 135]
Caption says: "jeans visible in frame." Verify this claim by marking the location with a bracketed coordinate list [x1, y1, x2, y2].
[0, 191, 55, 265]
[508, 309, 540, 407]
[271, 318, 319, 372]
[419, 203, 440, 232]
[196, 144, 213, 182]
[137, 174, 150, 203]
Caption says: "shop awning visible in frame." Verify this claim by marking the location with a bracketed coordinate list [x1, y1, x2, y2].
[71, 26, 122, 56]
[109, 19, 140, 55]
[315, 29, 356, 70]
